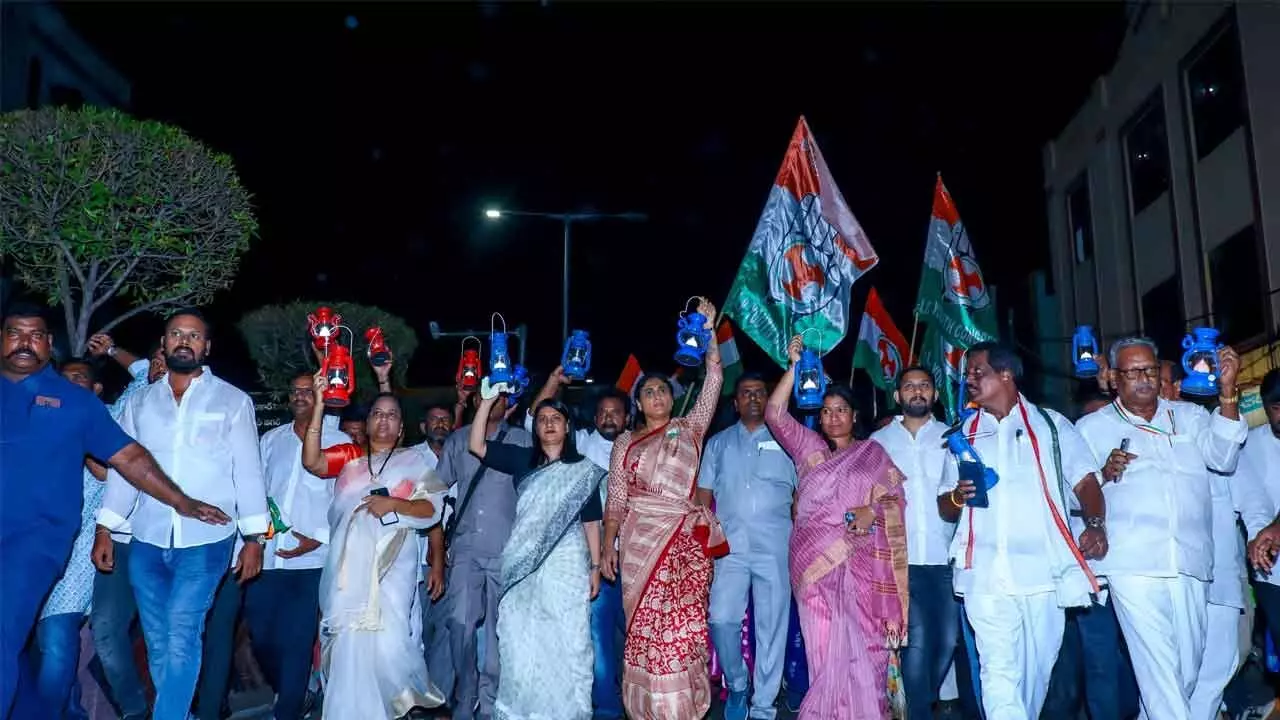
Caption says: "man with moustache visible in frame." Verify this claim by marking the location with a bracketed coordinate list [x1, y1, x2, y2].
[1076, 337, 1244, 720]
[937, 342, 1107, 719]
[92, 308, 269, 720]
[870, 367, 957, 719]
[241, 371, 349, 720]
[1, 303, 225, 719]
[524, 369, 631, 718]
[696, 372, 797, 720]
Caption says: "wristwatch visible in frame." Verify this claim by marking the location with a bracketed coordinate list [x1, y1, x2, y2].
[1084, 516, 1106, 530]
[245, 534, 268, 546]
[106, 345, 118, 358]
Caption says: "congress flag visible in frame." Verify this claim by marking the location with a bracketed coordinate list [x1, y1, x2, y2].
[723, 116, 879, 368]
[914, 176, 997, 349]
[852, 287, 911, 393]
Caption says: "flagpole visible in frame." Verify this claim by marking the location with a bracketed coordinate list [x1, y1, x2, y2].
[909, 312, 920, 364]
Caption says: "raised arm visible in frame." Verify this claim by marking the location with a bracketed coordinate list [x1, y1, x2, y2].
[469, 395, 500, 460]
[764, 334, 823, 461]
[684, 299, 723, 439]
[302, 370, 360, 477]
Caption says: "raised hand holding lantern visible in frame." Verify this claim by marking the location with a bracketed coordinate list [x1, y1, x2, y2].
[1072, 325, 1100, 378]
[456, 336, 483, 392]
[489, 313, 513, 386]
[322, 338, 356, 408]
[365, 326, 391, 367]
[1180, 327, 1223, 396]
[792, 330, 827, 410]
[674, 297, 712, 367]
[509, 364, 531, 401]
[561, 330, 592, 381]
[307, 306, 342, 352]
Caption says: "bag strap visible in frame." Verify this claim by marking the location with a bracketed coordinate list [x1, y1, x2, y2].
[446, 427, 507, 546]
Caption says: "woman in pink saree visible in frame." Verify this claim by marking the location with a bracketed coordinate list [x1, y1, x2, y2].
[600, 298, 728, 720]
[764, 336, 909, 719]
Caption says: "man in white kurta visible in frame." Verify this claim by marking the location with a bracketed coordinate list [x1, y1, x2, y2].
[1075, 337, 1245, 720]
[938, 343, 1107, 720]
[1237, 371, 1280, 669]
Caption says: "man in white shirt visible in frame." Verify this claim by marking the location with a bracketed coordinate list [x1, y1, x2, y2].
[243, 371, 348, 720]
[871, 366, 957, 720]
[1076, 337, 1245, 720]
[938, 342, 1107, 720]
[92, 309, 269, 720]
[524, 367, 627, 718]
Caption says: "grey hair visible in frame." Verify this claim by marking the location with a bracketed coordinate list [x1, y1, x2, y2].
[1108, 337, 1159, 368]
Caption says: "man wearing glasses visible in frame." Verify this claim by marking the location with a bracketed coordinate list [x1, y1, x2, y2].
[1075, 337, 1244, 720]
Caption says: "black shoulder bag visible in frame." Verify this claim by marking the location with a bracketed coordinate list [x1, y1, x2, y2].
[444, 427, 507, 549]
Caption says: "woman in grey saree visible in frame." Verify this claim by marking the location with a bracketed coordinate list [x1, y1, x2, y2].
[469, 394, 606, 720]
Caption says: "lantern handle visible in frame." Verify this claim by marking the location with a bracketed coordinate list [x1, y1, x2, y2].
[491, 312, 507, 336]
[799, 327, 822, 354]
[333, 324, 355, 347]
[679, 296, 702, 318]
[462, 335, 481, 352]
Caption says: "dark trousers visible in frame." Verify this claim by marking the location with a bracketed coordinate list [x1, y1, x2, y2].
[194, 571, 242, 720]
[1042, 596, 1139, 720]
[902, 565, 960, 720]
[90, 541, 148, 719]
[3, 547, 64, 720]
[244, 569, 321, 720]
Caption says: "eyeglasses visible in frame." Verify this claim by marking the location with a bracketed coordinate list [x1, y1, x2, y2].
[288, 387, 313, 397]
[1115, 366, 1160, 381]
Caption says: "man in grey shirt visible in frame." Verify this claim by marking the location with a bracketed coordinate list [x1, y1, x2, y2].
[432, 395, 530, 720]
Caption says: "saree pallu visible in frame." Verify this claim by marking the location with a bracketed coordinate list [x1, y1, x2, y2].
[319, 449, 448, 719]
[494, 459, 604, 720]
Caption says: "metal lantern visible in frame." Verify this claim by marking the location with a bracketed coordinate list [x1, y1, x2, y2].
[456, 336, 483, 392]
[674, 298, 712, 367]
[322, 342, 356, 408]
[1180, 327, 1223, 397]
[561, 329, 592, 381]
[1072, 325, 1100, 378]
[307, 306, 342, 352]
[365, 326, 391, 367]
[793, 346, 826, 410]
[508, 364, 531, 401]
[489, 313, 513, 386]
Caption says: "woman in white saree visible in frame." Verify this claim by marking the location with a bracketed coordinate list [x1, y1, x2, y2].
[302, 377, 448, 720]
[468, 391, 606, 720]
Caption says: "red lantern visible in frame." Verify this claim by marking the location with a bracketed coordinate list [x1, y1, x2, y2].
[322, 342, 356, 408]
[307, 306, 342, 352]
[365, 326, 391, 366]
[456, 336, 482, 392]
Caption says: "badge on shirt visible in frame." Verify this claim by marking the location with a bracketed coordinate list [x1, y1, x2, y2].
[34, 395, 61, 408]
[758, 440, 781, 452]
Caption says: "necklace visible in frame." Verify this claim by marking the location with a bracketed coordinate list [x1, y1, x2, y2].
[367, 446, 395, 481]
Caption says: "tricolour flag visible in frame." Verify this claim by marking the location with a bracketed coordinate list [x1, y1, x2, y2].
[717, 318, 744, 395]
[851, 287, 911, 393]
[913, 175, 998, 349]
[723, 116, 879, 368]
[919, 325, 968, 423]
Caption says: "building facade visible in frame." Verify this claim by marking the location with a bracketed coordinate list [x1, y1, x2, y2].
[1041, 1, 1279, 386]
[0, 0, 130, 113]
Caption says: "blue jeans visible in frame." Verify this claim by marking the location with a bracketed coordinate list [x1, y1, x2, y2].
[90, 540, 148, 720]
[129, 537, 234, 720]
[2, 546, 65, 719]
[35, 613, 89, 720]
[902, 565, 959, 720]
[244, 569, 321, 720]
[591, 575, 625, 718]
[194, 571, 242, 720]
[1042, 596, 1139, 720]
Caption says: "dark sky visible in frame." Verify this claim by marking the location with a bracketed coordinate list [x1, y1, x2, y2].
[60, 1, 1127, 391]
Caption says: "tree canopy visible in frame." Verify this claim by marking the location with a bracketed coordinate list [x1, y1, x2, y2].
[239, 301, 419, 398]
[0, 106, 257, 352]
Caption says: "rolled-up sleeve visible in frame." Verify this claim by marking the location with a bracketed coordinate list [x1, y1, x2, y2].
[230, 395, 269, 536]
[99, 395, 141, 533]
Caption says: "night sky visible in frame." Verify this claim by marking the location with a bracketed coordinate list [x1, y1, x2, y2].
[59, 2, 1128, 392]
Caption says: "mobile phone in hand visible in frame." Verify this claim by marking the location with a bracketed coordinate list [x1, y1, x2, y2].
[369, 487, 400, 526]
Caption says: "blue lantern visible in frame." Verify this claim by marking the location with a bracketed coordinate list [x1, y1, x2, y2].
[489, 313, 513, 386]
[1180, 327, 1223, 396]
[508, 364, 530, 400]
[1072, 325, 1100, 378]
[792, 334, 826, 410]
[674, 298, 712, 367]
[943, 423, 999, 508]
[561, 330, 592, 381]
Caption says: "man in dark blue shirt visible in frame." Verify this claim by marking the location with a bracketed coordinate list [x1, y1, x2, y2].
[0, 303, 229, 719]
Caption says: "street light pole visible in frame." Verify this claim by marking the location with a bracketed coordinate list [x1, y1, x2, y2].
[483, 208, 647, 345]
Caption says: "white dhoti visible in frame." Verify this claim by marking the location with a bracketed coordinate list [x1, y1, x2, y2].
[1189, 602, 1246, 720]
[963, 592, 1064, 720]
[1109, 574, 1209, 720]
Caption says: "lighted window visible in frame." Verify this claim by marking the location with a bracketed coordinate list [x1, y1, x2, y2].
[1124, 99, 1170, 214]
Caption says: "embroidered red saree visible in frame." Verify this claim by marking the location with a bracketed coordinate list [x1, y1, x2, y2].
[605, 359, 727, 720]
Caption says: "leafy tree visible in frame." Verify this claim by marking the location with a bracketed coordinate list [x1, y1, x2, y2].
[0, 106, 257, 352]
[238, 301, 418, 398]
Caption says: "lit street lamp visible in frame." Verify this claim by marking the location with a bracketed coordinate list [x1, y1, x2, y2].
[483, 208, 647, 344]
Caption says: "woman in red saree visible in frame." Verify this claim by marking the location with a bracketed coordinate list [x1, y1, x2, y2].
[600, 298, 728, 720]
[764, 336, 909, 719]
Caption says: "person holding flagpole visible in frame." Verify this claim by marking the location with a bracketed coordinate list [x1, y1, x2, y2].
[937, 342, 1107, 720]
